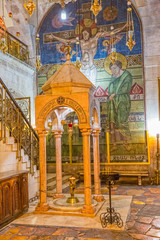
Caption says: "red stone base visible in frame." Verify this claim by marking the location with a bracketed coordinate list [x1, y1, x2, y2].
[52, 193, 65, 199]
[93, 194, 104, 202]
[81, 204, 95, 214]
[35, 202, 49, 212]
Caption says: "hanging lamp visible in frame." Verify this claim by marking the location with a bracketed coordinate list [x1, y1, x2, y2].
[126, 1, 136, 51]
[109, 31, 117, 64]
[24, 0, 36, 17]
[90, 0, 102, 23]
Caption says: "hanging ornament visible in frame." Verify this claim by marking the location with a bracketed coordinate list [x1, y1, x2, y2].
[9, 12, 13, 18]
[73, 119, 79, 127]
[48, 118, 52, 128]
[35, 34, 42, 71]
[36, 55, 41, 71]
[61, 120, 66, 126]
[90, 0, 102, 23]
[109, 32, 117, 64]
[16, 32, 20, 37]
[75, 60, 82, 70]
[68, 123, 73, 128]
[24, 0, 36, 17]
[126, 1, 136, 51]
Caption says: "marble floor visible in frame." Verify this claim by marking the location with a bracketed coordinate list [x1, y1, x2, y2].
[1, 185, 160, 240]
[12, 194, 132, 230]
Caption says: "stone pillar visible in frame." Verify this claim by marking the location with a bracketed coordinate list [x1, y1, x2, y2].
[81, 129, 95, 214]
[92, 129, 104, 202]
[53, 130, 64, 199]
[36, 129, 49, 211]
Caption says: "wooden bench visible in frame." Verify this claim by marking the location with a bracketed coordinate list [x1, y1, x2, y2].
[113, 171, 149, 186]
[78, 171, 149, 186]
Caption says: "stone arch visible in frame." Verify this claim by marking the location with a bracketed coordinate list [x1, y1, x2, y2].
[36, 97, 88, 129]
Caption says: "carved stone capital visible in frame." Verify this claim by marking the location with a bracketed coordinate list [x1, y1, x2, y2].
[37, 129, 47, 137]
[52, 130, 63, 138]
[81, 128, 91, 136]
[92, 128, 101, 137]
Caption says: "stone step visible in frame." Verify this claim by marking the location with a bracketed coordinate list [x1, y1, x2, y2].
[6, 136, 14, 145]
[47, 175, 71, 191]
[11, 143, 17, 152]
[47, 172, 65, 184]
[0, 140, 12, 151]
[47, 173, 57, 184]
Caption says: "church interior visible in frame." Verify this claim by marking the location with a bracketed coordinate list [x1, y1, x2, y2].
[0, 0, 160, 239]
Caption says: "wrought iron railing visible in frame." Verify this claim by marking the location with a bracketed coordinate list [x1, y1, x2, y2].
[0, 26, 29, 64]
[15, 97, 31, 123]
[0, 78, 39, 174]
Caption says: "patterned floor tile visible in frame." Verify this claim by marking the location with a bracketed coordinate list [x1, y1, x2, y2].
[11, 236, 28, 240]
[1, 186, 160, 240]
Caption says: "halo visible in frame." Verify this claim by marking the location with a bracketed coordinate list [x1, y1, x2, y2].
[75, 18, 98, 39]
[103, 39, 110, 47]
[103, 6, 118, 21]
[104, 53, 127, 75]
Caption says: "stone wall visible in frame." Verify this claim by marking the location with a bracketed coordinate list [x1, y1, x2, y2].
[0, 51, 36, 124]
[133, 0, 160, 176]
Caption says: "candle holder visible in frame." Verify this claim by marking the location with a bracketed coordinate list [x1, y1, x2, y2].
[99, 171, 123, 228]
[66, 176, 79, 204]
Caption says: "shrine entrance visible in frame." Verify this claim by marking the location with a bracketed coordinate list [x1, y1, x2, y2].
[35, 58, 103, 215]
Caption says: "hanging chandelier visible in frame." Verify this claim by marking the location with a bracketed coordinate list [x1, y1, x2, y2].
[109, 32, 117, 64]
[35, 34, 42, 71]
[90, 0, 102, 23]
[126, 1, 136, 51]
[24, 0, 36, 17]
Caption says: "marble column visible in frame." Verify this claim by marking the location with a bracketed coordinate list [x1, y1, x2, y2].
[92, 129, 104, 202]
[81, 129, 95, 214]
[53, 130, 64, 199]
[36, 129, 49, 211]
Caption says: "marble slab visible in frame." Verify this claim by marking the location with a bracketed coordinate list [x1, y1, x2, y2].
[13, 194, 132, 231]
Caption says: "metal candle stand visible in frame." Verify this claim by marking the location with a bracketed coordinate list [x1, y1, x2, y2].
[100, 172, 123, 228]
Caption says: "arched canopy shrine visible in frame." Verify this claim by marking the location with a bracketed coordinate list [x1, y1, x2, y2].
[35, 59, 103, 214]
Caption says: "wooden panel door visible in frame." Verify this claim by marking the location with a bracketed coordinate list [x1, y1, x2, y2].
[2, 182, 12, 222]
[21, 174, 28, 211]
[12, 177, 21, 216]
[0, 186, 2, 224]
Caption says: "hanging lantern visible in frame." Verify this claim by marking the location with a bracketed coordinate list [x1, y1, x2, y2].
[68, 123, 73, 128]
[90, 0, 102, 23]
[109, 32, 117, 64]
[35, 34, 42, 71]
[36, 55, 41, 71]
[126, 1, 136, 51]
[75, 60, 82, 70]
[9, 12, 13, 18]
[16, 32, 20, 37]
[24, 0, 36, 17]
[73, 119, 79, 127]
[48, 118, 52, 128]
[91, 117, 95, 125]
[61, 119, 66, 126]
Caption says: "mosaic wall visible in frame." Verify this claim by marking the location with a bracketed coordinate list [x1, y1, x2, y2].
[38, 0, 147, 164]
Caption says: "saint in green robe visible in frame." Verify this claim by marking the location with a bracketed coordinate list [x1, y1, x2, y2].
[107, 70, 132, 143]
